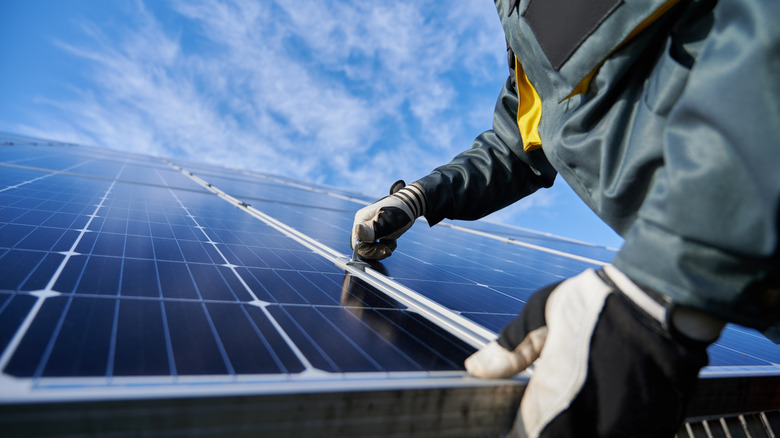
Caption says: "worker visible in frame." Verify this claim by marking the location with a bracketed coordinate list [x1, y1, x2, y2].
[351, 0, 780, 436]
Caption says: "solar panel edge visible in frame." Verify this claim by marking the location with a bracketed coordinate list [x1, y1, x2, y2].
[0, 369, 524, 403]
[0, 384, 526, 437]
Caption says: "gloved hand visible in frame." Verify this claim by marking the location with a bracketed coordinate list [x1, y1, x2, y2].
[350, 181, 426, 260]
[465, 264, 724, 437]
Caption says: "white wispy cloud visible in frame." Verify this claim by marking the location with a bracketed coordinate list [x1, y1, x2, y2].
[6, 0, 625, 246]
[24, 0, 507, 197]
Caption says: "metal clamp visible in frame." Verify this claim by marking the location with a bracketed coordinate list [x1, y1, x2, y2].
[346, 241, 370, 271]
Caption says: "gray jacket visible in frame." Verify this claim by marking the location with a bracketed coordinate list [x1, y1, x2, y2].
[416, 0, 780, 339]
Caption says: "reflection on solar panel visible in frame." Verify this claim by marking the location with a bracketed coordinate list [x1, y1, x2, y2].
[1, 134, 779, 437]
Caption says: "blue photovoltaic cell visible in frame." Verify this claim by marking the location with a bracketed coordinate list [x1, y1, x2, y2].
[1, 146, 210, 194]
[707, 326, 780, 367]
[268, 304, 469, 373]
[179, 160, 373, 202]
[1, 136, 779, 406]
[0, 140, 477, 388]
[451, 220, 619, 262]
[239, 193, 589, 330]
[113, 298, 171, 376]
[0, 293, 37, 352]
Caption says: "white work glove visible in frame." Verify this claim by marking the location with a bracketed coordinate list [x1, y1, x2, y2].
[465, 265, 724, 437]
[350, 182, 426, 260]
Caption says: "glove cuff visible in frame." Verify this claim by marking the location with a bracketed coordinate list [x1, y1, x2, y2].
[392, 184, 427, 219]
[602, 265, 724, 344]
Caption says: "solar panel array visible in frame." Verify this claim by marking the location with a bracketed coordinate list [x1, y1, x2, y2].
[1, 134, 779, 436]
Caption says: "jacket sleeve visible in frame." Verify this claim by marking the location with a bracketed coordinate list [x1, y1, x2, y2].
[613, 0, 780, 335]
[415, 75, 557, 226]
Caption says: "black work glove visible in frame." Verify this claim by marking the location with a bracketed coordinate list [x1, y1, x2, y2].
[465, 265, 724, 437]
[350, 182, 426, 260]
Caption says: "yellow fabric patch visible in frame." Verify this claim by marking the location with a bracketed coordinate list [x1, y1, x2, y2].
[515, 58, 543, 151]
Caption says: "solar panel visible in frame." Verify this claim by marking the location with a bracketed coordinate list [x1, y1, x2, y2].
[1, 134, 779, 436]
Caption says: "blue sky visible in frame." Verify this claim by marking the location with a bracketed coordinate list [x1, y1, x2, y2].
[0, 0, 623, 248]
